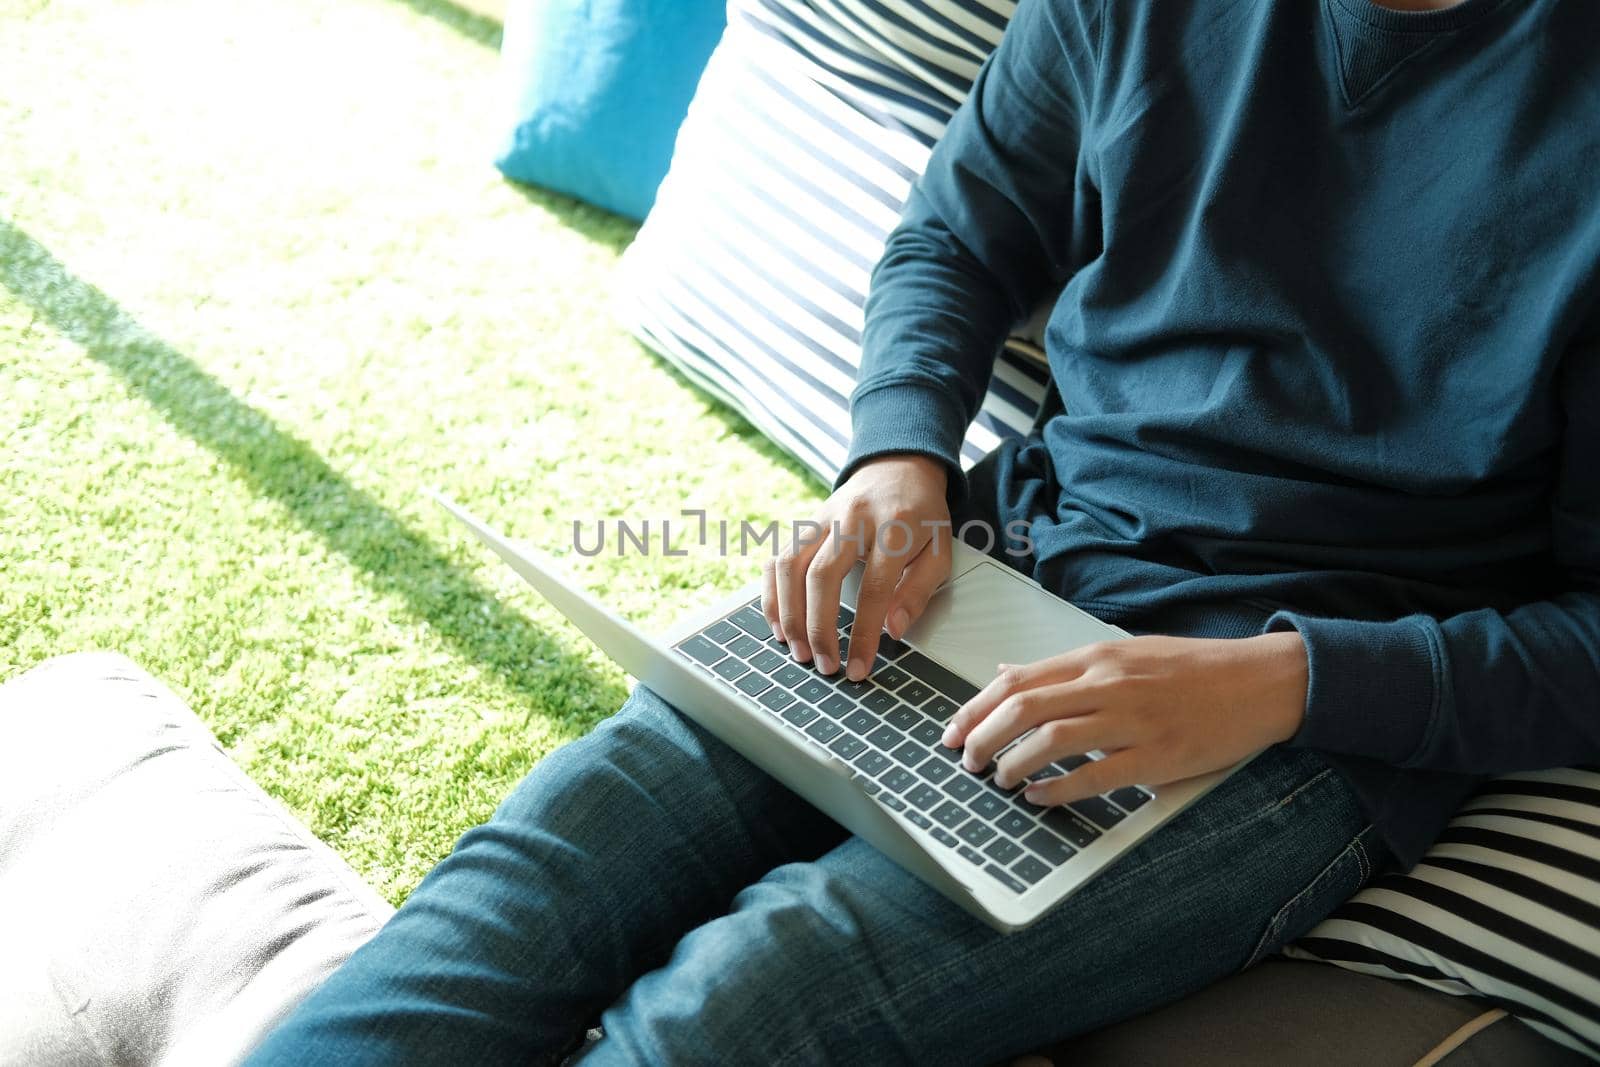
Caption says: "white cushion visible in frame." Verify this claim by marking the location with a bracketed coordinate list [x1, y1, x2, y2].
[0, 653, 391, 1067]
[1288, 768, 1600, 1060]
[618, 0, 1050, 483]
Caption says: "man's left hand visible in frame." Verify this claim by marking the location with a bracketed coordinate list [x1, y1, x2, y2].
[940, 633, 1309, 804]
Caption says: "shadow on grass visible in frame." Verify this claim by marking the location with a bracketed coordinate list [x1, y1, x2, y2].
[0, 217, 624, 735]
[504, 181, 640, 256]
[384, 0, 502, 50]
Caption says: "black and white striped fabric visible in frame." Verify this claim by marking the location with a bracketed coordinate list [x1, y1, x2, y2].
[1288, 768, 1600, 1060]
[618, 0, 1050, 483]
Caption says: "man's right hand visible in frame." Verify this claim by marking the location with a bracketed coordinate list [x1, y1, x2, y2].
[760, 454, 953, 682]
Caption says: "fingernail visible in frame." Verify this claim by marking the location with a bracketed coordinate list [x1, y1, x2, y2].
[890, 608, 909, 637]
[846, 658, 866, 682]
[769, 624, 784, 643]
[941, 724, 959, 746]
[1024, 788, 1046, 803]
[816, 654, 835, 675]
[793, 642, 811, 663]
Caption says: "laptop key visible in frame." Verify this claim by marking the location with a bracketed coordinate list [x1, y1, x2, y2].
[750, 649, 786, 673]
[735, 672, 772, 697]
[876, 634, 910, 660]
[928, 743, 961, 762]
[836, 605, 855, 628]
[944, 777, 980, 802]
[883, 704, 920, 730]
[820, 694, 855, 718]
[969, 793, 1008, 821]
[1041, 809, 1101, 848]
[995, 811, 1033, 839]
[728, 634, 764, 658]
[984, 865, 1028, 894]
[854, 750, 891, 777]
[705, 620, 742, 643]
[1110, 786, 1153, 812]
[730, 605, 771, 638]
[773, 664, 808, 688]
[922, 695, 960, 720]
[917, 757, 954, 785]
[1013, 855, 1052, 885]
[983, 838, 1023, 865]
[678, 635, 724, 666]
[898, 681, 935, 707]
[908, 720, 944, 747]
[829, 734, 867, 760]
[838, 678, 873, 701]
[713, 658, 748, 682]
[862, 689, 899, 715]
[795, 679, 831, 704]
[805, 718, 843, 743]
[958, 820, 996, 847]
[906, 784, 943, 811]
[957, 845, 986, 866]
[931, 827, 959, 848]
[905, 810, 934, 830]
[880, 768, 917, 794]
[842, 709, 877, 735]
[1022, 829, 1077, 866]
[931, 801, 968, 829]
[897, 650, 981, 704]
[865, 725, 904, 751]
[758, 688, 795, 713]
[1058, 754, 1092, 771]
[891, 741, 927, 767]
[781, 703, 818, 728]
[856, 777, 881, 797]
[872, 664, 911, 691]
[1069, 796, 1127, 831]
[878, 793, 907, 812]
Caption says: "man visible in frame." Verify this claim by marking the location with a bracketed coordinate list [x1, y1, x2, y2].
[248, 0, 1600, 1062]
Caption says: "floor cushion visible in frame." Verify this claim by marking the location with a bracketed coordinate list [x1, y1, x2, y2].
[495, 0, 727, 220]
[0, 654, 392, 1066]
[1289, 768, 1600, 1061]
[618, 0, 1050, 483]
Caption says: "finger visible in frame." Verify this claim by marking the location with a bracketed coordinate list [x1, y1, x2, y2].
[993, 714, 1122, 789]
[1023, 751, 1150, 806]
[845, 530, 912, 682]
[942, 652, 1091, 749]
[759, 559, 783, 642]
[883, 527, 952, 642]
[775, 525, 827, 663]
[960, 679, 1097, 775]
[804, 530, 858, 675]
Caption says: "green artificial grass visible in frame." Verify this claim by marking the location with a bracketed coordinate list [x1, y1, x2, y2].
[0, 0, 823, 902]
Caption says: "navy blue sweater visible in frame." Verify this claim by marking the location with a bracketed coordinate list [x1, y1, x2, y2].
[842, 0, 1600, 866]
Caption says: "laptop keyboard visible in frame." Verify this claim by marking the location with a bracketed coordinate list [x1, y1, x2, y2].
[675, 597, 1154, 895]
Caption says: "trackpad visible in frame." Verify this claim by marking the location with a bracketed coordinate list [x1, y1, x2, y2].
[901, 562, 1125, 688]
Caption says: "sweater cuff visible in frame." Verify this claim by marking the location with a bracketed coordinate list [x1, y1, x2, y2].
[1262, 611, 1443, 767]
[836, 381, 971, 511]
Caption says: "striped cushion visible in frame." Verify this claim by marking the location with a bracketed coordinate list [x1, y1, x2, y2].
[1288, 768, 1600, 1060]
[617, 0, 1050, 483]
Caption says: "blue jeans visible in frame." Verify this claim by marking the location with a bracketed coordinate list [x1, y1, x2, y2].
[246, 685, 1386, 1066]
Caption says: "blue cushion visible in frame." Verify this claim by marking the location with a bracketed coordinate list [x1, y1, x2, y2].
[495, 0, 727, 221]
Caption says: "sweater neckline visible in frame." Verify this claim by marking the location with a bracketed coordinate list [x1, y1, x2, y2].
[1330, 0, 1513, 34]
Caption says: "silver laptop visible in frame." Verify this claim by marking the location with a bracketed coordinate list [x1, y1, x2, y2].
[437, 494, 1243, 932]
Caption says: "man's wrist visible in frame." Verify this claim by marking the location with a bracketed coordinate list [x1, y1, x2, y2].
[1248, 630, 1309, 745]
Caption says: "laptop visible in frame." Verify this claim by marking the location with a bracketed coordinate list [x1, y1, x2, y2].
[437, 494, 1243, 932]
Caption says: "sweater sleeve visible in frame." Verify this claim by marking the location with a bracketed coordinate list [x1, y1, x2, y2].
[1266, 338, 1600, 774]
[838, 0, 1102, 502]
